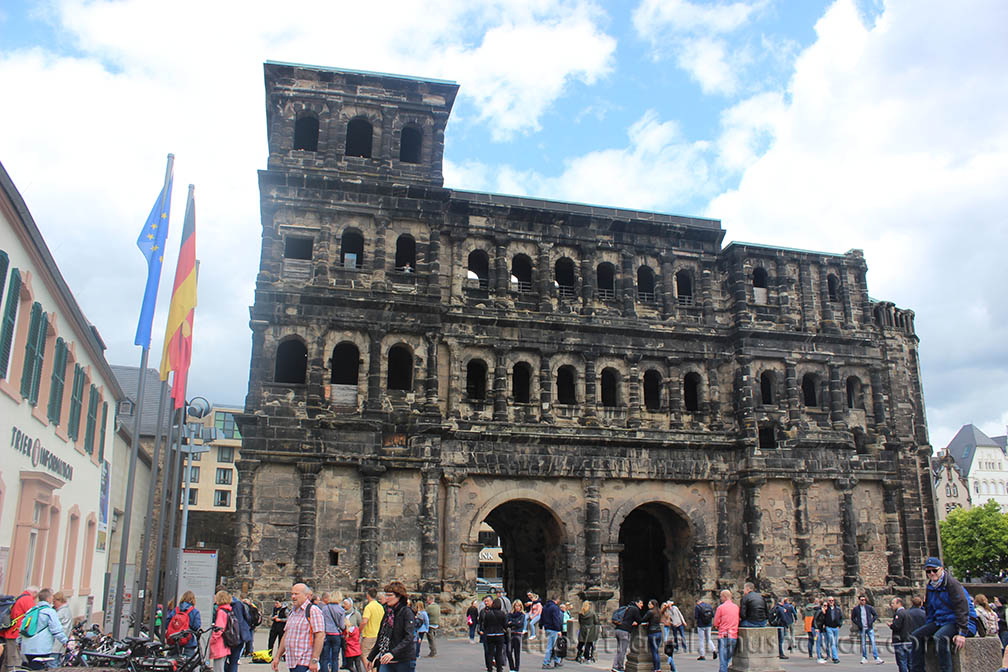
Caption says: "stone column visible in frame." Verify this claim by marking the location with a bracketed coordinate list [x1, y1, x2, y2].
[621, 250, 636, 315]
[736, 358, 756, 446]
[836, 478, 860, 587]
[426, 226, 441, 299]
[701, 266, 715, 325]
[858, 267, 873, 325]
[667, 358, 682, 427]
[870, 368, 887, 429]
[494, 239, 508, 296]
[374, 218, 388, 276]
[365, 330, 383, 413]
[580, 244, 595, 315]
[424, 334, 439, 414]
[660, 257, 675, 319]
[882, 480, 906, 583]
[295, 461, 322, 582]
[828, 364, 845, 429]
[442, 471, 466, 585]
[627, 358, 641, 429]
[583, 477, 602, 588]
[714, 481, 732, 584]
[538, 244, 553, 312]
[234, 459, 261, 578]
[793, 477, 813, 591]
[741, 476, 766, 585]
[493, 348, 508, 421]
[729, 257, 749, 326]
[358, 463, 386, 588]
[539, 354, 553, 423]
[798, 261, 815, 331]
[706, 363, 720, 424]
[583, 353, 597, 419]
[819, 265, 835, 323]
[785, 361, 800, 426]
[420, 468, 441, 590]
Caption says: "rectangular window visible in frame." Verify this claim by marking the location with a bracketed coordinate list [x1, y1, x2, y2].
[215, 468, 233, 485]
[214, 490, 231, 507]
[0, 268, 21, 379]
[20, 303, 47, 405]
[217, 445, 234, 463]
[84, 385, 98, 454]
[188, 489, 198, 505]
[214, 412, 241, 440]
[191, 450, 201, 461]
[67, 365, 85, 441]
[190, 466, 200, 483]
[47, 339, 68, 424]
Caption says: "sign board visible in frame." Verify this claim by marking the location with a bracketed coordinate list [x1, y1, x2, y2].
[179, 549, 218, 622]
[105, 564, 135, 633]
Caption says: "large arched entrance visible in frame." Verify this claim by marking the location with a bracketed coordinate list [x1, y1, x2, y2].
[482, 500, 566, 600]
[618, 503, 693, 603]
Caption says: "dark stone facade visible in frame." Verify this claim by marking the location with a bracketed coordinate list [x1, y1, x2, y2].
[235, 61, 937, 612]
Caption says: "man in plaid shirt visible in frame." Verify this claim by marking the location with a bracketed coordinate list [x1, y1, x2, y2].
[273, 583, 325, 672]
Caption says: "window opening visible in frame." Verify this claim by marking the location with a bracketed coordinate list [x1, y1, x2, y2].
[394, 234, 416, 272]
[346, 118, 373, 158]
[802, 374, 819, 407]
[47, 338, 68, 424]
[846, 376, 864, 410]
[214, 490, 231, 507]
[643, 370, 662, 411]
[555, 258, 576, 298]
[274, 339, 308, 384]
[0, 268, 22, 379]
[284, 236, 313, 260]
[216, 468, 233, 485]
[468, 250, 490, 289]
[293, 116, 319, 152]
[753, 267, 769, 304]
[218, 445, 234, 463]
[331, 342, 360, 385]
[556, 366, 576, 405]
[512, 362, 532, 403]
[758, 425, 777, 450]
[399, 126, 422, 163]
[387, 345, 413, 391]
[683, 372, 701, 412]
[466, 359, 488, 400]
[760, 371, 776, 406]
[214, 412, 241, 440]
[600, 368, 619, 407]
[67, 365, 85, 441]
[340, 230, 364, 269]
[827, 274, 840, 302]
[675, 271, 694, 306]
[511, 255, 533, 294]
[637, 266, 656, 303]
[596, 263, 616, 300]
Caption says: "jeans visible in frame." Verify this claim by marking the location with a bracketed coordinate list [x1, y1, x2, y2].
[894, 641, 912, 672]
[648, 631, 663, 670]
[825, 626, 840, 661]
[673, 625, 687, 650]
[529, 614, 540, 638]
[718, 638, 736, 672]
[508, 632, 523, 670]
[860, 628, 880, 660]
[697, 626, 715, 657]
[425, 626, 437, 656]
[777, 627, 786, 656]
[910, 622, 959, 672]
[740, 619, 767, 628]
[379, 663, 414, 672]
[484, 633, 506, 672]
[543, 629, 561, 666]
[226, 645, 243, 672]
[469, 623, 477, 641]
[322, 633, 343, 672]
[23, 655, 58, 670]
[807, 630, 816, 657]
[613, 629, 631, 671]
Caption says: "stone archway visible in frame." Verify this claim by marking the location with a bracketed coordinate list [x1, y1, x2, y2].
[618, 502, 693, 603]
[483, 500, 567, 600]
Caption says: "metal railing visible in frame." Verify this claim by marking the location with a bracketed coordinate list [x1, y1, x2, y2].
[638, 290, 656, 304]
[557, 285, 576, 299]
[677, 294, 695, 307]
[597, 287, 616, 300]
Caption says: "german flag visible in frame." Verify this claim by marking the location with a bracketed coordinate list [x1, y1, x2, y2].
[159, 185, 197, 408]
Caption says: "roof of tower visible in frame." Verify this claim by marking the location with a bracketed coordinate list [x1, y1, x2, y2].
[945, 423, 1005, 474]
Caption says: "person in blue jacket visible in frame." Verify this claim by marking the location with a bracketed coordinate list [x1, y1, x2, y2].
[540, 596, 564, 669]
[20, 588, 68, 669]
[226, 594, 253, 672]
[167, 591, 203, 655]
[910, 557, 976, 672]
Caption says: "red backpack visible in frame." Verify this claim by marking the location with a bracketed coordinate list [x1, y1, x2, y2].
[166, 606, 194, 647]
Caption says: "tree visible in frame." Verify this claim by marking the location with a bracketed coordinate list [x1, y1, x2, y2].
[940, 499, 1008, 579]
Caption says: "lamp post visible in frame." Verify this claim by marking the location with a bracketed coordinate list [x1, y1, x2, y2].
[174, 396, 213, 601]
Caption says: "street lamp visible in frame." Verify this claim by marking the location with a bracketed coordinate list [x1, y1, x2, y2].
[174, 397, 215, 601]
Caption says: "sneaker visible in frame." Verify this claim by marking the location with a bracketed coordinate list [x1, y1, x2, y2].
[833, 660, 840, 664]
[697, 657, 705, 661]
[779, 655, 789, 660]
[861, 658, 868, 664]
[875, 660, 885, 665]
[818, 659, 827, 664]
[713, 652, 717, 660]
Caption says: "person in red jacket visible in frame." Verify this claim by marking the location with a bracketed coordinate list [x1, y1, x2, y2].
[2, 585, 39, 672]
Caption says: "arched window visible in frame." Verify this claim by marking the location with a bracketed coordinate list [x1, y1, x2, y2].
[846, 376, 864, 410]
[975, 481, 980, 494]
[760, 371, 776, 406]
[346, 118, 373, 158]
[945, 484, 953, 497]
[827, 274, 840, 302]
[596, 263, 616, 300]
[556, 366, 576, 405]
[330, 342, 360, 385]
[683, 372, 701, 412]
[466, 359, 488, 400]
[643, 370, 662, 411]
[675, 270, 694, 306]
[340, 229, 364, 269]
[758, 424, 777, 450]
[293, 116, 319, 152]
[753, 267, 768, 304]
[802, 373, 819, 407]
[511, 254, 533, 294]
[274, 339, 307, 384]
[394, 234, 416, 271]
[555, 258, 576, 298]
[637, 266, 656, 303]
[399, 126, 422, 163]
[952, 484, 959, 497]
[512, 362, 532, 403]
[600, 368, 619, 407]
[467, 249, 490, 289]
[387, 345, 413, 391]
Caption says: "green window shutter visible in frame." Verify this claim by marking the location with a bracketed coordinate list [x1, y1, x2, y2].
[47, 338, 67, 424]
[68, 365, 84, 441]
[20, 302, 42, 400]
[28, 310, 47, 405]
[0, 250, 8, 306]
[0, 268, 21, 379]
[84, 384, 98, 454]
[98, 401, 108, 462]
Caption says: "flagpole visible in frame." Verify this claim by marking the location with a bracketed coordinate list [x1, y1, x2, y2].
[113, 154, 173, 640]
[134, 379, 169, 635]
[151, 407, 180, 630]
[163, 396, 186, 609]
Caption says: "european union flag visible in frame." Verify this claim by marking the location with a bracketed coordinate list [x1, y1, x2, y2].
[134, 155, 174, 347]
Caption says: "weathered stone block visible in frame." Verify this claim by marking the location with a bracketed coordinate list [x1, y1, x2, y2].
[923, 636, 1003, 672]
[729, 627, 784, 672]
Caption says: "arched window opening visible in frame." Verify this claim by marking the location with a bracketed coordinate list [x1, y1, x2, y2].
[274, 339, 307, 384]
[600, 368, 619, 407]
[753, 267, 769, 304]
[802, 374, 819, 407]
[637, 266, 656, 303]
[952, 484, 959, 497]
[643, 370, 662, 411]
[556, 366, 576, 405]
[511, 254, 533, 294]
[760, 371, 776, 406]
[293, 116, 319, 152]
[387, 345, 413, 391]
[846, 376, 864, 410]
[340, 229, 364, 269]
[512, 362, 532, 403]
[873, 306, 883, 326]
[345, 118, 373, 158]
[284, 236, 313, 260]
[394, 234, 416, 272]
[758, 424, 777, 450]
[827, 274, 840, 302]
[466, 359, 488, 400]
[596, 263, 616, 300]
[555, 258, 576, 298]
[467, 249, 490, 289]
[945, 484, 953, 497]
[675, 270, 694, 306]
[683, 372, 701, 412]
[399, 126, 422, 163]
[330, 342, 360, 385]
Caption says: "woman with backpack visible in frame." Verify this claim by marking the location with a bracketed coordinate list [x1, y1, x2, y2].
[166, 590, 202, 655]
[209, 591, 234, 672]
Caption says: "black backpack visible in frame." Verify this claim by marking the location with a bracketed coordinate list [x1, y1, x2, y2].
[698, 603, 714, 625]
[245, 601, 262, 628]
[768, 606, 782, 627]
[555, 634, 568, 659]
[664, 640, 677, 656]
[221, 608, 242, 648]
[0, 595, 17, 630]
[611, 605, 628, 626]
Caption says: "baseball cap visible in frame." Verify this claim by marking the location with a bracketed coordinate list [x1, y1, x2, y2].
[924, 556, 943, 569]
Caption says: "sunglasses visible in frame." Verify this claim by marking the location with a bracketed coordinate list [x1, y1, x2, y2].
[925, 568, 940, 574]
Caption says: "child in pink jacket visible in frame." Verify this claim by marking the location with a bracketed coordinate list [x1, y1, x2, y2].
[209, 591, 233, 672]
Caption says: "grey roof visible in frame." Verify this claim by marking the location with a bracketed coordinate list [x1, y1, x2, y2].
[111, 365, 170, 437]
[944, 424, 1005, 475]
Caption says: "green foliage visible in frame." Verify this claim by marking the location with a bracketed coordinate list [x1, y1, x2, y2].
[940, 499, 1008, 578]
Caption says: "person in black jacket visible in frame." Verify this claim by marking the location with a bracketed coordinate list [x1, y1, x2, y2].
[479, 598, 508, 672]
[851, 595, 883, 664]
[642, 600, 664, 672]
[366, 582, 415, 672]
[612, 598, 643, 672]
[739, 583, 768, 627]
[820, 596, 844, 664]
[540, 597, 564, 669]
[890, 597, 913, 672]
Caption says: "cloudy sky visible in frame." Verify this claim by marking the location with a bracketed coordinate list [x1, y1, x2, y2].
[1, 0, 1005, 451]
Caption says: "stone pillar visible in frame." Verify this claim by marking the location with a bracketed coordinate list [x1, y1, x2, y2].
[295, 461, 322, 582]
[374, 218, 388, 276]
[706, 364, 720, 424]
[870, 368, 887, 429]
[625, 626, 654, 672]
[736, 358, 756, 447]
[729, 628, 785, 672]
[539, 354, 553, 423]
[427, 226, 441, 300]
[442, 471, 466, 585]
[819, 265, 835, 323]
[583, 477, 602, 588]
[627, 358, 641, 428]
[621, 250, 636, 315]
[659, 256, 674, 319]
[793, 477, 813, 591]
[742, 476, 766, 584]
[494, 239, 508, 296]
[424, 334, 439, 414]
[729, 257, 749, 326]
[580, 244, 595, 315]
[785, 361, 800, 426]
[667, 358, 682, 427]
[714, 481, 732, 584]
[358, 463, 386, 588]
[583, 353, 597, 419]
[234, 459, 261, 578]
[493, 348, 508, 421]
[836, 478, 860, 587]
[828, 364, 845, 429]
[701, 265, 715, 325]
[538, 244, 553, 312]
[420, 468, 441, 590]
[882, 480, 906, 583]
[858, 267, 873, 325]
[365, 330, 383, 413]
[798, 261, 815, 331]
